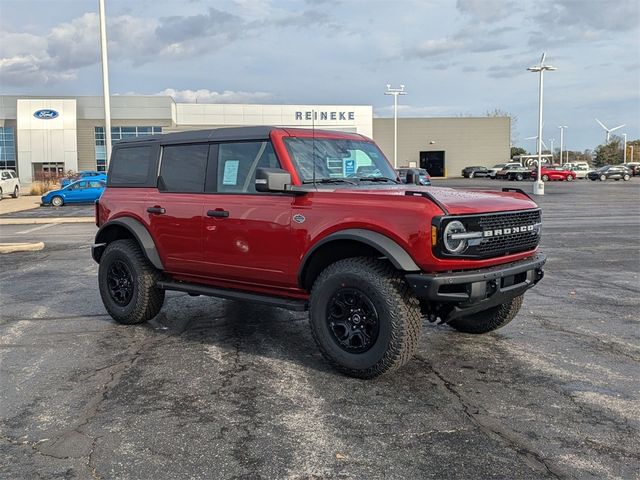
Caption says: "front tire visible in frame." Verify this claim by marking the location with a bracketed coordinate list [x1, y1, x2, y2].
[98, 239, 165, 325]
[566, 175, 574, 181]
[12, 186, 19, 198]
[309, 257, 421, 379]
[448, 295, 523, 334]
[516, 173, 524, 181]
[51, 195, 64, 207]
[623, 174, 630, 181]
[600, 174, 607, 181]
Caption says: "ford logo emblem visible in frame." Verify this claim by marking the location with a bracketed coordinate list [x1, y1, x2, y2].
[33, 109, 59, 120]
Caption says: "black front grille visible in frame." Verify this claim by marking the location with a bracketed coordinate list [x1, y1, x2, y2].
[436, 209, 541, 259]
[476, 210, 541, 256]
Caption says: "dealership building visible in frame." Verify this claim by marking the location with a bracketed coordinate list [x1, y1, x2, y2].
[0, 95, 509, 183]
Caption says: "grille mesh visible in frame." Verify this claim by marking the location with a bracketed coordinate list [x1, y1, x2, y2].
[474, 210, 541, 256]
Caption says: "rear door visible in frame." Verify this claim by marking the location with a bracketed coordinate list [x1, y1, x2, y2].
[200, 140, 294, 287]
[146, 143, 211, 276]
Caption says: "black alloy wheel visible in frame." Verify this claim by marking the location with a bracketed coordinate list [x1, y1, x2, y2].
[107, 259, 134, 306]
[327, 288, 380, 353]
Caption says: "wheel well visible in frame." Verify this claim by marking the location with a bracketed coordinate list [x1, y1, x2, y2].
[95, 224, 135, 245]
[300, 239, 387, 291]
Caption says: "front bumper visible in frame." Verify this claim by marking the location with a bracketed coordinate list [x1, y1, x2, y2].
[405, 254, 546, 321]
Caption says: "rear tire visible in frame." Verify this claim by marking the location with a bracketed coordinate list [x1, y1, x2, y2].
[309, 257, 421, 379]
[98, 239, 165, 325]
[600, 174, 607, 181]
[542, 174, 549, 182]
[448, 295, 523, 334]
[12, 186, 19, 198]
[623, 174, 630, 181]
[516, 173, 524, 181]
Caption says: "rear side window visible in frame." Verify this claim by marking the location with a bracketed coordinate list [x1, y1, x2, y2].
[108, 145, 156, 187]
[217, 141, 280, 193]
[159, 144, 209, 193]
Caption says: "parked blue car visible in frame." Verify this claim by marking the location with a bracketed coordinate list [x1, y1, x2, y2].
[42, 179, 106, 207]
[60, 171, 107, 187]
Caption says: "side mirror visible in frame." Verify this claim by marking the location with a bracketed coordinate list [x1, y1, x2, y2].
[405, 169, 421, 185]
[255, 168, 292, 193]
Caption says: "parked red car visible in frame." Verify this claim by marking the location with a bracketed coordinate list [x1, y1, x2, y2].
[532, 165, 576, 182]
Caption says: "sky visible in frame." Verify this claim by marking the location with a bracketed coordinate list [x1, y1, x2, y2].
[0, 0, 638, 152]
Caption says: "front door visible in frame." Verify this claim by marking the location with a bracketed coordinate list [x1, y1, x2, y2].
[201, 140, 294, 288]
[420, 151, 445, 177]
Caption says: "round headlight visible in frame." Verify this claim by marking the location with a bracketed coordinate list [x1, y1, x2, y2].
[443, 220, 468, 254]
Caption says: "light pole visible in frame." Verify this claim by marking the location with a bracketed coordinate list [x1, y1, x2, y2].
[527, 53, 556, 195]
[623, 133, 627, 163]
[558, 125, 567, 166]
[384, 84, 406, 168]
[549, 138, 555, 160]
[99, 0, 112, 168]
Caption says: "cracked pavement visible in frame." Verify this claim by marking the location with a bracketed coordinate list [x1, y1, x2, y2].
[1, 179, 639, 479]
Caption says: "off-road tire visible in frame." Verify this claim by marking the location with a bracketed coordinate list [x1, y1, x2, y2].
[98, 239, 165, 325]
[12, 186, 19, 198]
[309, 257, 421, 379]
[448, 295, 523, 334]
[51, 195, 64, 207]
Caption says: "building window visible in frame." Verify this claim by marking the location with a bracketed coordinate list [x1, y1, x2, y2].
[0, 127, 17, 172]
[94, 126, 162, 171]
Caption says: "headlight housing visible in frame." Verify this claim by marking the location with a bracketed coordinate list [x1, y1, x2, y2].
[443, 220, 468, 254]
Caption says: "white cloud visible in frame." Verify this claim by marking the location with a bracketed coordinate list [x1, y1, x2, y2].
[156, 88, 273, 104]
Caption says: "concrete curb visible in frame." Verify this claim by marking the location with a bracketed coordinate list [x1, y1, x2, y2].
[0, 217, 94, 225]
[0, 242, 45, 253]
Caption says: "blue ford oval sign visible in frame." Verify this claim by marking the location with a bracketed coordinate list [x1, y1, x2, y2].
[33, 109, 59, 120]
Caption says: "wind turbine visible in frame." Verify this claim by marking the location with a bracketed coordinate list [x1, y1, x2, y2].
[595, 118, 625, 144]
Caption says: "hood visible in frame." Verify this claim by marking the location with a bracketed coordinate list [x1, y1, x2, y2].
[330, 185, 539, 215]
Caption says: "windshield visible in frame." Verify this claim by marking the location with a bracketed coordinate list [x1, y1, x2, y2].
[284, 138, 397, 183]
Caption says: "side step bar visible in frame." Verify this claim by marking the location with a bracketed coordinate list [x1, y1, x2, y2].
[156, 280, 308, 312]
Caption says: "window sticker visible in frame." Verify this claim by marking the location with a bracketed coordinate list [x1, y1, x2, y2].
[223, 160, 240, 185]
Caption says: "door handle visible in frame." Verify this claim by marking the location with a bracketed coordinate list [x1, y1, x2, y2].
[207, 209, 229, 218]
[147, 206, 166, 214]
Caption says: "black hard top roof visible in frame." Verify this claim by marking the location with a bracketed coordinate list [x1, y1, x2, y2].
[115, 126, 276, 146]
[114, 126, 368, 146]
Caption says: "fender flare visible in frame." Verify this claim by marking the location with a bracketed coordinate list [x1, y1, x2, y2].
[298, 228, 420, 287]
[94, 217, 164, 270]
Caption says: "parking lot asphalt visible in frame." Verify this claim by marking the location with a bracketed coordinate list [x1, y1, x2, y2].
[1, 178, 638, 479]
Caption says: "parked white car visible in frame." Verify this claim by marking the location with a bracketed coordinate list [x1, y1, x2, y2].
[562, 162, 592, 179]
[0, 169, 20, 200]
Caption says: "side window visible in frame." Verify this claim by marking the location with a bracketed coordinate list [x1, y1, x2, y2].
[159, 144, 209, 193]
[108, 146, 155, 186]
[89, 181, 103, 188]
[1, 172, 9, 180]
[217, 141, 280, 193]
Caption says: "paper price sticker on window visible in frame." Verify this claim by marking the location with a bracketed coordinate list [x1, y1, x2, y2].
[223, 160, 240, 185]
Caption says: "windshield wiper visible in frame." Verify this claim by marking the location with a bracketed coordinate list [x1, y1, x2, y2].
[358, 177, 399, 183]
[302, 178, 359, 185]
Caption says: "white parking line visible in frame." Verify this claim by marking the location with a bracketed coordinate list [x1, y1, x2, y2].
[15, 223, 57, 235]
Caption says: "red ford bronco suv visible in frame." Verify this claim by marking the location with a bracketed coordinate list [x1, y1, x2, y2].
[93, 127, 545, 378]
